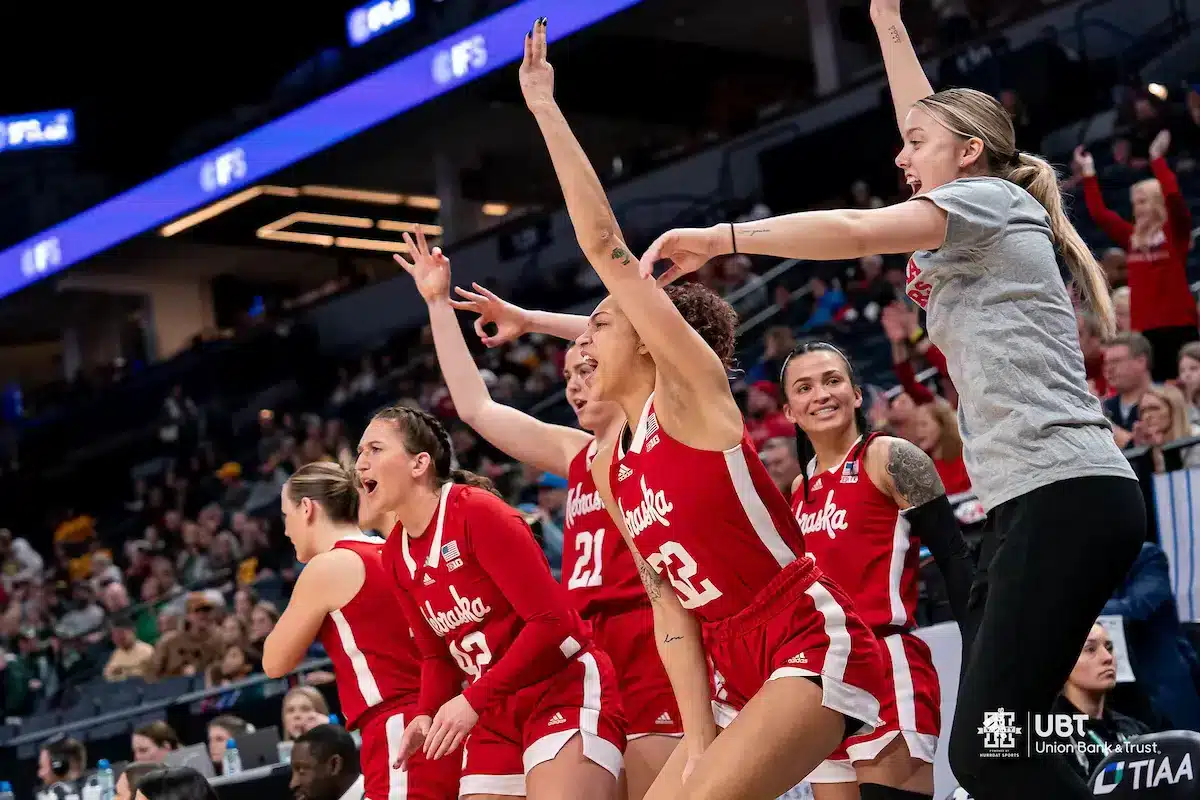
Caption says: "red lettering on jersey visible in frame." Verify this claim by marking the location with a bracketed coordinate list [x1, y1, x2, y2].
[905, 257, 932, 308]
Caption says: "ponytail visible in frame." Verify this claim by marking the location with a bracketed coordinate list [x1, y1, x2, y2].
[450, 468, 500, 497]
[1007, 152, 1115, 337]
[372, 405, 500, 497]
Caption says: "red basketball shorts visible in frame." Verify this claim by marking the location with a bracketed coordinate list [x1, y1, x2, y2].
[807, 631, 941, 783]
[703, 558, 885, 741]
[358, 702, 461, 800]
[590, 604, 683, 739]
[458, 649, 627, 797]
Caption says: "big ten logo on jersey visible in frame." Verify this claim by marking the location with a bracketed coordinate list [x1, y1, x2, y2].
[420, 586, 490, 637]
[565, 484, 604, 529]
[796, 491, 848, 540]
[905, 257, 932, 309]
[619, 477, 674, 539]
[441, 540, 463, 572]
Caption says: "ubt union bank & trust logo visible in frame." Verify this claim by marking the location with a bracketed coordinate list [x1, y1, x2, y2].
[978, 708, 1022, 758]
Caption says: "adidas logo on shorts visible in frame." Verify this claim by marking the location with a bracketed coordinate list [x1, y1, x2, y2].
[423, 574, 435, 586]
[787, 653, 808, 665]
[548, 712, 567, 726]
[656, 712, 673, 726]
[617, 464, 634, 482]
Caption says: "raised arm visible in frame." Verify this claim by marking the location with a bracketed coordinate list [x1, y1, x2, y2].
[592, 444, 717, 782]
[1075, 146, 1134, 248]
[643, 202, 948, 283]
[447, 281, 588, 348]
[262, 548, 364, 677]
[395, 230, 591, 476]
[521, 20, 733, 405]
[870, 0, 935, 133]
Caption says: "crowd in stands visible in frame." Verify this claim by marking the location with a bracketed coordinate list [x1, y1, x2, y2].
[1, 16, 1199, 797]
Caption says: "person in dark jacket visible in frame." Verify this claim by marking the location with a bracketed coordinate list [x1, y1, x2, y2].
[1054, 622, 1152, 781]
[1102, 542, 1200, 730]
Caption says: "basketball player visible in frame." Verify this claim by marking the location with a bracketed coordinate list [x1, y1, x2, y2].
[783, 341, 960, 799]
[263, 461, 460, 800]
[356, 405, 626, 799]
[521, 21, 885, 800]
[392, 228, 682, 799]
[638, 3, 1146, 796]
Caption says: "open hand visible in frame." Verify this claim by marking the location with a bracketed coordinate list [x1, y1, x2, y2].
[392, 715, 430, 770]
[393, 228, 450, 304]
[879, 303, 908, 343]
[519, 18, 554, 110]
[424, 694, 477, 761]
[448, 283, 531, 347]
[639, 225, 729, 283]
[1149, 129, 1171, 161]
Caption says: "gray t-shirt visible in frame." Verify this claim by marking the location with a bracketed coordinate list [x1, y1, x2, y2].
[907, 177, 1134, 511]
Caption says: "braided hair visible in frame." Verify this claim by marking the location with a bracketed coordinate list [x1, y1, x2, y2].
[777, 340, 871, 503]
[371, 405, 500, 496]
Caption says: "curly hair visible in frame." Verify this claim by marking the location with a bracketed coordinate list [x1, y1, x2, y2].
[664, 282, 738, 366]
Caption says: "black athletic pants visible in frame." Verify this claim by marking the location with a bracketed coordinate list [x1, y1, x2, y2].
[947, 475, 1146, 800]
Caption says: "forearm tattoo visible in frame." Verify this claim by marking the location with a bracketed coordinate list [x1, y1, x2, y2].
[888, 25, 902, 44]
[635, 554, 666, 602]
[611, 247, 632, 266]
[887, 439, 945, 507]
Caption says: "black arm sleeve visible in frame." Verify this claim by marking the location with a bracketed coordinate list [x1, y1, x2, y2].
[908, 495, 975, 627]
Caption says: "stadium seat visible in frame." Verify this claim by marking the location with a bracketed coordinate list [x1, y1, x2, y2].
[18, 711, 60, 734]
[85, 718, 133, 742]
[140, 675, 196, 703]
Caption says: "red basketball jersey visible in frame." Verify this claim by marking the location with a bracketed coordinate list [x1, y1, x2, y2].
[317, 536, 421, 729]
[610, 395, 808, 623]
[791, 434, 920, 633]
[383, 483, 595, 714]
[563, 439, 648, 619]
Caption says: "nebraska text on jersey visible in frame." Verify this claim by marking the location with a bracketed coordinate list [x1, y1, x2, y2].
[421, 586, 492, 637]
[565, 484, 605, 529]
[618, 476, 674, 538]
[796, 491, 849, 539]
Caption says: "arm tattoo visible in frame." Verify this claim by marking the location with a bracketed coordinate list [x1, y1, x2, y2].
[635, 554, 665, 602]
[611, 247, 632, 266]
[663, 634, 684, 644]
[888, 24, 902, 44]
[741, 228, 769, 237]
[886, 439, 945, 507]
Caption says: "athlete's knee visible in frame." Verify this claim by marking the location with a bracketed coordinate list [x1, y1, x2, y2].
[858, 785, 932, 799]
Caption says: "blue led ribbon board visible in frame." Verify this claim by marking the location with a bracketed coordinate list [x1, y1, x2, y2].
[0, 0, 642, 298]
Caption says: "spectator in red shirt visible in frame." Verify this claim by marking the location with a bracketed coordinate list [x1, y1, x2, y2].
[1077, 131, 1198, 379]
[745, 380, 795, 451]
[911, 398, 972, 495]
[1078, 310, 1110, 397]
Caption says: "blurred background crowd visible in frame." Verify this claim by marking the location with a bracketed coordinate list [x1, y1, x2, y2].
[1, 0, 1199, 796]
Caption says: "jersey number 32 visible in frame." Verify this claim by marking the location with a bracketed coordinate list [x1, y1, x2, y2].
[646, 541, 723, 609]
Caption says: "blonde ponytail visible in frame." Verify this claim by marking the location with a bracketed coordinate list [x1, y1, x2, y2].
[1007, 152, 1115, 337]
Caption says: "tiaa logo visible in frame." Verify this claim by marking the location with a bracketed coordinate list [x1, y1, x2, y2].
[1093, 752, 1193, 794]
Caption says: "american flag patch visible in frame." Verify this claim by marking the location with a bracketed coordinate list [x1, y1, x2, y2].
[645, 413, 659, 437]
[843, 461, 859, 477]
[441, 541, 461, 561]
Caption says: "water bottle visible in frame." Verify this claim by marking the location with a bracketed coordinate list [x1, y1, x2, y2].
[96, 760, 114, 800]
[328, 714, 339, 725]
[0, 781, 15, 800]
[223, 738, 243, 776]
